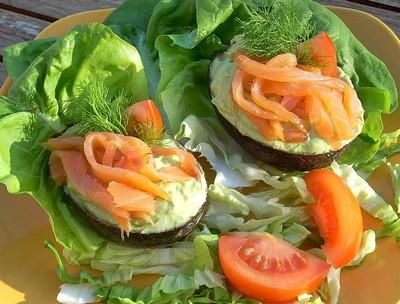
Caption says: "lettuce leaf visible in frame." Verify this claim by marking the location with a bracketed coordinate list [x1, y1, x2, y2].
[3, 37, 57, 81]
[79, 241, 195, 275]
[353, 130, 400, 174]
[7, 23, 148, 118]
[159, 61, 215, 133]
[0, 23, 155, 266]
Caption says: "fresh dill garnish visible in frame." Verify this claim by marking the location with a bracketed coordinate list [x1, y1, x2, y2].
[238, 1, 316, 63]
[63, 77, 166, 146]
[63, 77, 132, 136]
[133, 121, 165, 147]
[294, 43, 322, 68]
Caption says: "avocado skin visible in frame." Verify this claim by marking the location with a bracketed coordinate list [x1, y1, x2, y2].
[65, 191, 208, 248]
[215, 107, 347, 171]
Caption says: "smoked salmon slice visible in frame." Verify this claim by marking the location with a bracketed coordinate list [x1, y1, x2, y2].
[266, 53, 297, 68]
[251, 78, 306, 133]
[305, 95, 340, 149]
[297, 64, 322, 75]
[235, 54, 345, 85]
[152, 146, 200, 179]
[281, 96, 302, 111]
[107, 181, 156, 213]
[50, 150, 131, 231]
[232, 70, 285, 121]
[158, 167, 194, 181]
[270, 120, 285, 141]
[315, 89, 353, 140]
[49, 153, 67, 185]
[84, 133, 170, 201]
[343, 85, 363, 129]
[231, 52, 361, 147]
[245, 112, 278, 141]
[43, 136, 84, 151]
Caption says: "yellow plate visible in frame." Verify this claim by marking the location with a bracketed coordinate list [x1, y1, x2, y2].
[0, 6, 399, 304]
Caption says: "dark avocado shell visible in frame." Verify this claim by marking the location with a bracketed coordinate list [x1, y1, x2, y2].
[66, 191, 208, 247]
[208, 57, 347, 172]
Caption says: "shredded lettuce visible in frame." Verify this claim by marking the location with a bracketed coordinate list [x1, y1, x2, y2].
[205, 183, 312, 245]
[57, 284, 98, 304]
[207, 183, 311, 224]
[332, 163, 400, 244]
[331, 162, 398, 224]
[348, 230, 376, 267]
[388, 163, 400, 212]
[325, 268, 341, 304]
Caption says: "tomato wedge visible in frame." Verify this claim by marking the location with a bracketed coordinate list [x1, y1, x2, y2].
[304, 168, 363, 268]
[219, 232, 330, 303]
[307, 32, 338, 78]
[127, 99, 164, 137]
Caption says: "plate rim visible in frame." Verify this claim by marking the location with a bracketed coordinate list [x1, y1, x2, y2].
[0, 4, 400, 304]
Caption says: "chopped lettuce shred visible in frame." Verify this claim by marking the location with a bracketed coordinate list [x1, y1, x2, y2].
[331, 162, 398, 224]
[388, 162, 400, 212]
[57, 284, 98, 304]
[348, 230, 376, 267]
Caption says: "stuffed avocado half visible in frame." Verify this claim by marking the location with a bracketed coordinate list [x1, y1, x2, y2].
[209, 39, 364, 171]
[44, 98, 208, 247]
[63, 138, 208, 247]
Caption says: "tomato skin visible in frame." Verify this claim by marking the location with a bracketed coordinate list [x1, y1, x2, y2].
[218, 232, 330, 303]
[127, 99, 163, 136]
[304, 168, 363, 268]
[308, 32, 338, 78]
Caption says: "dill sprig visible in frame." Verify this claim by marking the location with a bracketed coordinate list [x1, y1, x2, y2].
[133, 121, 165, 147]
[62, 77, 166, 146]
[238, 1, 316, 63]
[63, 77, 131, 136]
[294, 43, 322, 68]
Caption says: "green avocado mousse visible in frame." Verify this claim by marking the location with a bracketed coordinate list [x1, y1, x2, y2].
[208, 5, 365, 171]
[43, 92, 208, 247]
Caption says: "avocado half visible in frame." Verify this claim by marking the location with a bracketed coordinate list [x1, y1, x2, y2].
[66, 190, 208, 247]
[208, 55, 349, 172]
[65, 159, 209, 248]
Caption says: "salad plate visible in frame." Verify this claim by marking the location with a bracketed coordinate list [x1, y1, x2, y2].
[0, 2, 400, 304]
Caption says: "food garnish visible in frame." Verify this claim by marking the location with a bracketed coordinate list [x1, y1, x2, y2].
[64, 78, 165, 145]
[304, 168, 363, 268]
[219, 232, 330, 302]
[128, 99, 165, 146]
[63, 77, 132, 136]
[238, 1, 316, 64]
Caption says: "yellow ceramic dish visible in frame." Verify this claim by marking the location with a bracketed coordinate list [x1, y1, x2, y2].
[0, 6, 399, 304]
